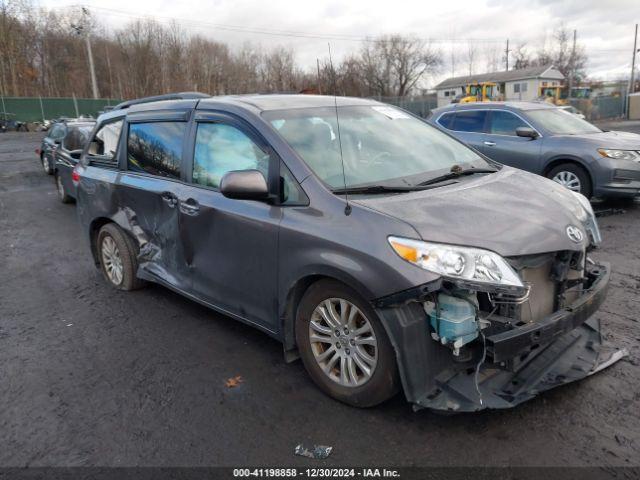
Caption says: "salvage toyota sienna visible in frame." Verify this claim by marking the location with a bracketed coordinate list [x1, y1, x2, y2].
[74, 93, 610, 412]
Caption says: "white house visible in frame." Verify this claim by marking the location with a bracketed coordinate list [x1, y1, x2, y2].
[434, 65, 565, 107]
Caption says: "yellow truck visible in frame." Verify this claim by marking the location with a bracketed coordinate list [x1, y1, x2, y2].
[538, 86, 568, 105]
[456, 81, 499, 103]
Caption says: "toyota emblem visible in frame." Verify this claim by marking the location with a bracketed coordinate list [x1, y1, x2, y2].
[566, 225, 584, 244]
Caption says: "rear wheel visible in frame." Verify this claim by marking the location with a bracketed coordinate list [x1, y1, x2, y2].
[97, 223, 146, 291]
[55, 174, 73, 204]
[295, 279, 399, 407]
[547, 163, 592, 198]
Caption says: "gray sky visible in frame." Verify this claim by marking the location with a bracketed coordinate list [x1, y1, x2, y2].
[42, 0, 639, 88]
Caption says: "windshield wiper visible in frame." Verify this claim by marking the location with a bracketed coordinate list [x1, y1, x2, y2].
[332, 184, 419, 195]
[415, 166, 498, 187]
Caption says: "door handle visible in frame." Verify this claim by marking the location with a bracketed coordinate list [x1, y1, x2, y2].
[179, 198, 200, 216]
[161, 191, 178, 208]
[484, 141, 496, 147]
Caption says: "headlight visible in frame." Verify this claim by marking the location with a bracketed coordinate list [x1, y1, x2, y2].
[388, 236, 524, 288]
[571, 191, 602, 247]
[598, 149, 639, 161]
[571, 190, 594, 217]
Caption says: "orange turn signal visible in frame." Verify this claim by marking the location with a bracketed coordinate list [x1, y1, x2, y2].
[390, 241, 419, 263]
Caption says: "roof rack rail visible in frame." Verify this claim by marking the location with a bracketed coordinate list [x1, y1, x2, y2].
[113, 92, 211, 110]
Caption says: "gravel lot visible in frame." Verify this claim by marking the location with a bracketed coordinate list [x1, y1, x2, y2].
[0, 130, 638, 470]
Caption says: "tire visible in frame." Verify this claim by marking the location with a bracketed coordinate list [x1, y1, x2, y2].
[96, 223, 146, 291]
[55, 173, 73, 204]
[547, 162, 592, 198]
[42, 154, 54, 175]
[295, 279, 399, 407]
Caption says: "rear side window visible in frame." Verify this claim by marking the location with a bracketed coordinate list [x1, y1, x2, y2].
[88, 119, 123, 163]
[63, 127, 92, 151]
[63, 129, 81, 151]
[193, 123, 270, 189]
[437, 113, 454, 129]
[451, 111, 487, 133]
[127, 122, 186, 179]
[49, 124, 66, 140]
[489, 111, 527, 136]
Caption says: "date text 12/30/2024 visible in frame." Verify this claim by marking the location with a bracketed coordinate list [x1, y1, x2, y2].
[233, 468, 400, 478]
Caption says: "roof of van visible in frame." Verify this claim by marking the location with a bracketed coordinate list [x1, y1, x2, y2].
[95, 93, 389, 123]
[198, 94, 382, 112]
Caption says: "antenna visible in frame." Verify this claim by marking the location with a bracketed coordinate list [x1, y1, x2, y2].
[328, 43, 351, 216]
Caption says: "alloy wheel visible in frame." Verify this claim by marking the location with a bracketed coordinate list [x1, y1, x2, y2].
[42, 156, 50, 173]
[308, 298, 378, 387]
[101, 236, 124, 286]
[552, 171, 581, 192]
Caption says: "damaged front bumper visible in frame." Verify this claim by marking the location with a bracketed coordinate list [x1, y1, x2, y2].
[375, 261, 612, 412]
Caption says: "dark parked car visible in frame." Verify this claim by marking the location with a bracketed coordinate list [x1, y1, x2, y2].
[74, 93, 611, 412]
[428, 102, 640, 198]
[53, 121, 96, 203]
[36, 119, 94, 176]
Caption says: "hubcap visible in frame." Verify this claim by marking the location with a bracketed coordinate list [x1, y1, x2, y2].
[43, 156, 50, 172]
[552, 171, 581, 192]
[56, 176, 64, 198]
[101, 236, 124, 285]
[308, 298, 378, 387]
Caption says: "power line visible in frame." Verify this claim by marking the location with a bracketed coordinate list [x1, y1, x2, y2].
[54, 4, 520, 45]
[51, 4, 634, 56]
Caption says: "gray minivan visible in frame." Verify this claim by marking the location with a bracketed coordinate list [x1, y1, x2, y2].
[428, 102, 640, 199]
[74, 93, 611, 412]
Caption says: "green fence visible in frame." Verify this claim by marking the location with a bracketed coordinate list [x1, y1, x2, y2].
[0, 97, 122, 122]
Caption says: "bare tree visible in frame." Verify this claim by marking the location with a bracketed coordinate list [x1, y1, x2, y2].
[484, 44, 500, 73]
[466, 41, 477, 76]
[512, 43, 533, 70]
[357, 35, 441, 97]
[1, 5, 443, 99]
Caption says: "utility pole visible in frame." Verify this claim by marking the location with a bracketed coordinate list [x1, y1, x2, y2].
[505, 39, 510, 71]
[630, 24, 638, 95]
[568, 29, 577, 99]
[629, 24, 638, 119]
[85, 35, 99, 99]
[72, 8, 99, 99]
[105, 43, 114, 99]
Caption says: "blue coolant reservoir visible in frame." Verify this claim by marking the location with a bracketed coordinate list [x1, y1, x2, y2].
[426, 293, 478, 350]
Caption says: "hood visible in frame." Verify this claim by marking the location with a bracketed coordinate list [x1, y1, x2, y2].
[353, 168, 588, 257]
[561, 130, 640, 149]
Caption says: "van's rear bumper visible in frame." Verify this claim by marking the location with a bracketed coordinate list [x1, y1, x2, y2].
[375, 262, 612, 412]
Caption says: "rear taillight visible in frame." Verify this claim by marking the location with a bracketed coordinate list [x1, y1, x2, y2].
[72, 165, 81, 184]
[35, 148, 41, 155]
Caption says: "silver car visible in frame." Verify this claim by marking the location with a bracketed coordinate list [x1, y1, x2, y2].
[429, 101, 640, 198]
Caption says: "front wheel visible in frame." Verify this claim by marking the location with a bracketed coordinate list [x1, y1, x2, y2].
[547, 163, 592, 198]
[295, 279, 399, 407]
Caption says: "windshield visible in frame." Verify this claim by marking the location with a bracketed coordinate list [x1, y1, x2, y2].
[527, 108, 601, 135]
[264, 105, 490, 189]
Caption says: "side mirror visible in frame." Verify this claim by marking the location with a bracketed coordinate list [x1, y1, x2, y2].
[220, 170, 269, 201]
[516, 127, 539, 139]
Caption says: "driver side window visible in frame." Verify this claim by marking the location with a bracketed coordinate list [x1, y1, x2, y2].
[193, 123, 270, 189]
